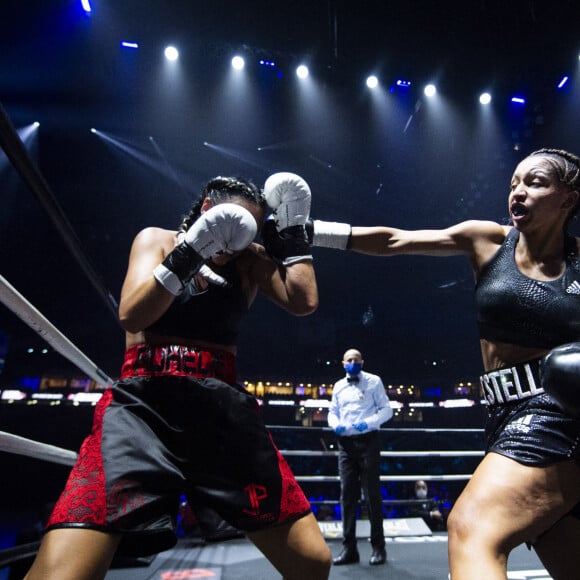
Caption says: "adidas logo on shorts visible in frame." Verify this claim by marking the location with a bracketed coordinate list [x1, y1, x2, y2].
[506, 414, 534, 434]
[566, 281, 580, 294]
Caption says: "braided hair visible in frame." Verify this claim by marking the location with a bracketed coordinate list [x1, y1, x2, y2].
[529, 148, 580, 224]
[178, 176, 267, 234]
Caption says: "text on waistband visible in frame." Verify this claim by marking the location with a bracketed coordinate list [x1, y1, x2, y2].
[480, 363, 544, 405]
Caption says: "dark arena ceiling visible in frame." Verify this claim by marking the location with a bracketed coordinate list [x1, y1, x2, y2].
[1, 0, 580, 386]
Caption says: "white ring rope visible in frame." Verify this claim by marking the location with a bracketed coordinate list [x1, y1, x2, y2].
[0, 430, 77, 466]
[0, 273, 113, 387]
[0, 428, 477, 480]
[281, 450, 484, 457]
[296, 474, 473, 482]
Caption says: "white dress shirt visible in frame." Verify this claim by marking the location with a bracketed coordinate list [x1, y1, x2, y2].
[327, 370, 393, 436]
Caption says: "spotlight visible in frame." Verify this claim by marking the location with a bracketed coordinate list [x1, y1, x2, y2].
[164, 46, 179, 61]
[259, 60, 276, 67]
[296, 65, 309, 79]
[121, 41, 139, 49]
[557, 76, 569, 89]
[424, 84, 437, 97]
[511, 96, 526, 105]
[396, 80, 411, 87]
[80, 0, 92, 13]
[479, 92, 492, 105]
[366, 75, 379, 89]
[231, 55, 245, 70]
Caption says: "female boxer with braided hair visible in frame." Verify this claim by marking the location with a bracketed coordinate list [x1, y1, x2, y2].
[25, 174, 332, 580]
[308, 148, 580, 579]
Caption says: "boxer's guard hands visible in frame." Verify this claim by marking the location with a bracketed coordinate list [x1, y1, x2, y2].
[154, 203, 257, 296]
[263, 172, 312, 231]
[262, 172, 313, 265]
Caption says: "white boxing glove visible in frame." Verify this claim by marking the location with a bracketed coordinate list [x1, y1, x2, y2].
[263, 172, 311, 231]
[184, 202, 257, 257]
[153, 203, 257, 295]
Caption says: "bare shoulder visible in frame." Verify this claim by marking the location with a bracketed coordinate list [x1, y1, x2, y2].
[131, 226, 176, 252]
[459, 221, 510, 272]
[449, 219, 507, 241]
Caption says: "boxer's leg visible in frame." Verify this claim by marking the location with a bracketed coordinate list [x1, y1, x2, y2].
[247, 512, 331, 580]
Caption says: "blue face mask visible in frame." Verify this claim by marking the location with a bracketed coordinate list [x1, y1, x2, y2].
[344, 362, 362, 376]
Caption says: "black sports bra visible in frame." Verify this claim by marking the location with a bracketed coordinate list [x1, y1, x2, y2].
[475, 228, 580, 348]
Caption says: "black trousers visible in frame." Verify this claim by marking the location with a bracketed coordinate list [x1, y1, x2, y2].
[337, 430, 384, 549]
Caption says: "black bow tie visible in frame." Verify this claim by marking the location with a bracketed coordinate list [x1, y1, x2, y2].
[347, 376, 360, 383]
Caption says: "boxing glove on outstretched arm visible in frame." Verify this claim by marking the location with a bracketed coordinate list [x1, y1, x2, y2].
[262, 172, 313, 265]
[153, 203, 257, 295]
[540, 342, 580, 418]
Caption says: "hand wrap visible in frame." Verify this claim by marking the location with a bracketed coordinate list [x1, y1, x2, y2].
[153, 242, 203, 296]
[306, 219, 352, 250]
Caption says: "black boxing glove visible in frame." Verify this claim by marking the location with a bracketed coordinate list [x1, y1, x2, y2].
[261, 219, 312, 266]
[539, 342, 580, 418]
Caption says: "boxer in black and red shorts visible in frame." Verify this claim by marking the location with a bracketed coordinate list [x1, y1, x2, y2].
[47, 344, 311, 557]
[26, 175, 332, 580]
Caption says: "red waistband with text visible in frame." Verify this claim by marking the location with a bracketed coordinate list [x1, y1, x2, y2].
[120, 344, 237, 385]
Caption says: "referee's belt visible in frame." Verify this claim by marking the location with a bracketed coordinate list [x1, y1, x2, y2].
[479, 359, 544, 406]
[120, 343, 237, 385]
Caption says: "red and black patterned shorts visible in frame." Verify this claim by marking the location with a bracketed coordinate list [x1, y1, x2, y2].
[46, 344, 311, 557]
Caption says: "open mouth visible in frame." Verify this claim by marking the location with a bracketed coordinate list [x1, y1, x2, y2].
[511, 203, 528, 217]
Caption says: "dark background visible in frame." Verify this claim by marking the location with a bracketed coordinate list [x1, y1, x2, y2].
[1, 0, 580, 387]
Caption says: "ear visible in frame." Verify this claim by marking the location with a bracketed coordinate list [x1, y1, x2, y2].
[200, 196, 213, 214]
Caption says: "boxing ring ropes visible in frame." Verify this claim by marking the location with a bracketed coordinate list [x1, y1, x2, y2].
[0, 100, 484, 572]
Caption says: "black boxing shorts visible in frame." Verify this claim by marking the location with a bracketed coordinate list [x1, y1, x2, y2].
[486, 394, 580, 467]
[46, 344, 311, 557]
[483, 362, 580, 525]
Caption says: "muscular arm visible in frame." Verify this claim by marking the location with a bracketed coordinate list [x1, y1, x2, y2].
[118, 227, 177, 333]
[247, 243, 319, 316]
[348, 220, 506, 265]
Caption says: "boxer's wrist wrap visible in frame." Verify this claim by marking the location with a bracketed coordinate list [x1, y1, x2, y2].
[309, 220, 352, 250]
[153, 241, 203, 296]
[262, 222, 313, 266]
